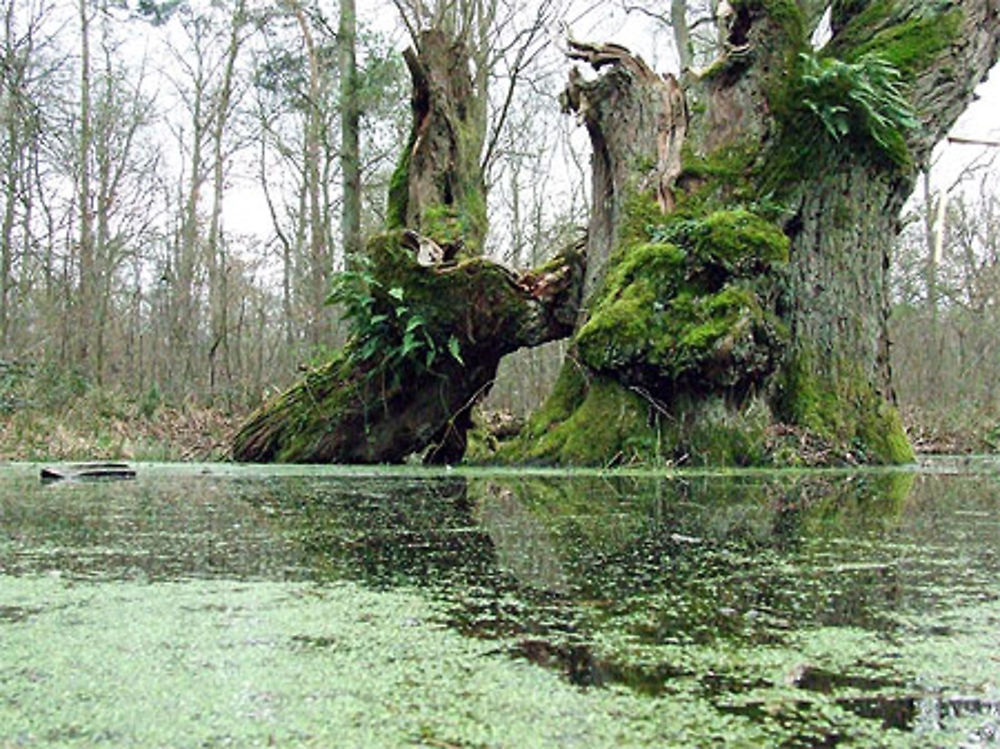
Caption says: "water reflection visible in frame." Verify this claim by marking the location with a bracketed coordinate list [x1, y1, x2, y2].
[2, 462, 999, 746]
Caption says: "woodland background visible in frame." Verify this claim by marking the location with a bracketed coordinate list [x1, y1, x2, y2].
[0, 0, 998, 459]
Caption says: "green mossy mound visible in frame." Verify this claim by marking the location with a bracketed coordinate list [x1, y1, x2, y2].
[488, 205, 794, 468]
[362, 230, 531, 348]
[488, 194, 911, 467]
[493, 364, 663, 466]
[576, 208, 789, 397]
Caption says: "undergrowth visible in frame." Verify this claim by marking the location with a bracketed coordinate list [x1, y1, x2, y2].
[0, 361, 241, 461]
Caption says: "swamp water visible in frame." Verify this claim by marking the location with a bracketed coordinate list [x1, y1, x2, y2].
[1, 461, 998, 748]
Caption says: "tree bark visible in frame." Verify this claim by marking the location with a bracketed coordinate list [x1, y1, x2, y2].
[76, 0, 95, 374]
[207, 0, 246, 394]
[387, 29, 488, 254]
[339, 0, 362, 264]
[288, 2, 333, 347]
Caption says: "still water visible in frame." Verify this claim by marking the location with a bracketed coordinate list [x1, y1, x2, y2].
[1, 460, 998, 747]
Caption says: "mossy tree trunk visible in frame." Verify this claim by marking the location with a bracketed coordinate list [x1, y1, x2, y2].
[502, 1, 1000, 466]
[387, 28, 488, 254]
[233, 29, 584, 464]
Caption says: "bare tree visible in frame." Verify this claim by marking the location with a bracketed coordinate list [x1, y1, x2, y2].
[339, 0, 361, 264]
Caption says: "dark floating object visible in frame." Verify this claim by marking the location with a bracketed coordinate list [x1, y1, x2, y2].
[40, 462, 137, 483]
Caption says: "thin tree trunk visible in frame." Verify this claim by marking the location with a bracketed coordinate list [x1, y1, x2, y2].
[339, 0, 361, 265]
[671, 0, 692, 71]
[286, 2, 330, 348]
[76, 0, 95, 374]
[207, 0, 245, 394]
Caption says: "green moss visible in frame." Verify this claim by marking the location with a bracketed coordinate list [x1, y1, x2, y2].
[831, 2, 962, 78]
[421, 204, 464, 247]
[577, 209, 789, 388]
[500, 198, 794, 467]
[857, 398, 915, 464]
[760, 2, 958, 182]
[758, 0, 807, 44]
[763, 49, 922, 190]
[453, 184, 488, 253]
[680, 141, 757, 185]
[733, 0, 807, 46]
[514, 375, 662, 466]
[520, 361, 589, 441]
[775, 348, 915, 464]
[578, 281, 766, 380]
[600, 242, 686, 299]
[385, 122, 488, 254]
[233, 351, 361, 463]
[619, 190, 667, 246]
[386, 145, 411, 230]
[659, 394, 773, 466]
[656, 209, 790, 269]
[674, 142, 795, 223]
[854, 11, 961, 76]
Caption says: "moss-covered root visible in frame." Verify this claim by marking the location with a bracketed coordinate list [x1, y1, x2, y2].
[490, 364, 661, 467]
[774, 348, 914, 465]
[482, 361, 769, 467]
[483, 353, 913, 469]
[231, 355, 364, 463]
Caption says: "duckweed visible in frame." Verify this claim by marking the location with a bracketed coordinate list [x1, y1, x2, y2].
[1, 461, 998, 747]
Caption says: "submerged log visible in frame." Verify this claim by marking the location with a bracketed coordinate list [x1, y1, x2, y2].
[40, 462, 137, 482]
[232, 232, 584, 464]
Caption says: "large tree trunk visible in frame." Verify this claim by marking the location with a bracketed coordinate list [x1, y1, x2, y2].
[497, 0, 1000, 466]
[232, 232, 583, 463]
[233, 30, 584, 464]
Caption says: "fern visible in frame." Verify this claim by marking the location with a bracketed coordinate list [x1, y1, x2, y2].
[796, 51, 919, 166]
[326, 255, 464, 376]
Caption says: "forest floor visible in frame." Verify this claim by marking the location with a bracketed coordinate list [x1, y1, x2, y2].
[0, 392, 240, 462]
[899, 405, 1000, 457]
[0, 398, 990, 464]
[0, 356, 989, 463]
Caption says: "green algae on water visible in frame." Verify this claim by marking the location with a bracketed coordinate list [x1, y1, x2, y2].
[2, 462, 999, 747]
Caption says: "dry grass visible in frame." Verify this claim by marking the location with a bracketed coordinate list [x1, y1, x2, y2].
[0, 392, 243, 462]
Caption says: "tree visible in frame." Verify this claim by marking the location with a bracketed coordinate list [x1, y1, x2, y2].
[236, 0, 1000, 466]
[0, 0, 54, 353]
[205, 0, 250, 394]
[63, 0, 163, 384]
[498, 0, 999, 466]
[233, 19, 585, 463]
[75, 0, 96, 372]
[339, 0, 361, 263]
[892, 171, 1000, 448]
